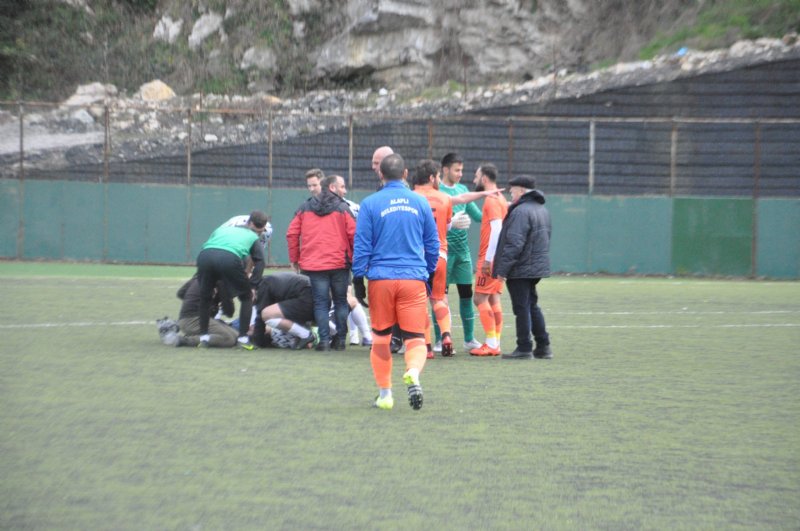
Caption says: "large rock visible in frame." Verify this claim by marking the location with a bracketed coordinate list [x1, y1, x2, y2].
[313, 0, 547, 87]
[137, 80, 176, 101]
[240, 47, 277, 72]
[314, 0, 440, 87]
[188, 12, 223, 50]
[63, 82, 118, 107]
[153, 15, 183, 44]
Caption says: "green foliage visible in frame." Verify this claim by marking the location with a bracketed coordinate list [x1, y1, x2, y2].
[639, 0, 800, 59]
[200, 70, 248, 95]
[1, 264, 799, 528]
[119, 0, 157, 12]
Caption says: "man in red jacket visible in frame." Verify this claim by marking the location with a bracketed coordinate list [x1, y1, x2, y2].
[287, 174, 357, 351]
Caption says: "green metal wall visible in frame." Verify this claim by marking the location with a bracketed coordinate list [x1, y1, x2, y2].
[672, 198, 754, 276]
[757, 199, 800, 278]
[1, 180, 798, 278]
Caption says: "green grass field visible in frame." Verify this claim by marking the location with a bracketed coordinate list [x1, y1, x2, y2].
[1, 262, 799, 529]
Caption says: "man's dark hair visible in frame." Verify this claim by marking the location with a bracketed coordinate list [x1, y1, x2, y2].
[320, 174, 342, 191]
[380, 153, 405, 181]
[478, 163, 498, 182]
[441, 152, 463, 168]
[412, 159, 440, 187]
[248, 210, 268, 229]
[305, 168, 324, 181]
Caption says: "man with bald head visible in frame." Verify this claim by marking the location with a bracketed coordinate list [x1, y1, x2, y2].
[371, 146, 394, 180]
[352, 153, 439, 411]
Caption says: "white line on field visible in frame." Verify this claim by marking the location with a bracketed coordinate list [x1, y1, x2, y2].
[0, 321, 152, 329]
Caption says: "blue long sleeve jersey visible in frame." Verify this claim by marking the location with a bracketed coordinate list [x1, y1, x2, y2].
[352, 180, 440, 281]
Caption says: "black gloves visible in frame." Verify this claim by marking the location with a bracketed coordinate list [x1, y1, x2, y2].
[353, 276, 368, 307]
[426, 272, 435, 296]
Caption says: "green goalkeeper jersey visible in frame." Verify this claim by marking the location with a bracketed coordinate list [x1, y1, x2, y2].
[439, 182, 482, 256]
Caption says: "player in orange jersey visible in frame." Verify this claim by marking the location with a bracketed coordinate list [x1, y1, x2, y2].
[470, 163, 509, 356]
[412, 159, 505, 358]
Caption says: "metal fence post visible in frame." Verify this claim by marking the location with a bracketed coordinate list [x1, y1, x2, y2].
[751, 121, 762, 278]
[670, 121, 678, 196]
[103, 103, 110, 183]
[588, 119, 595, 195]
[18, 101, 24, 181]
[185, 107, 193, 263]
[268, 110, 273, 188]
[102, 102, 109, 261]
[186, 108, 193, 185]
[507, 118, 514, 179]
[17, 102, 24, 259]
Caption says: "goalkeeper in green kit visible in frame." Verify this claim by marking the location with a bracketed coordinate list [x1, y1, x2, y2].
[432, 152, 483, 353]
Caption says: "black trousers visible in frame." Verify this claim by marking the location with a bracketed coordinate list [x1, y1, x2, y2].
[506, 277, 550, 352]
[197, 248, 252, 337]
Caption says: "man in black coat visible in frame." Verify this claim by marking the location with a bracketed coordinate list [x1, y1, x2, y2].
[492, 175, 553, 360]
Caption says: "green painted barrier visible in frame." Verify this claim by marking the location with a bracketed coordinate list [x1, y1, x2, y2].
[0, 180, 21, 257]
[672, 198, 753, 276]
[757, 199, 800, 279]
[1, 179, 798, 278]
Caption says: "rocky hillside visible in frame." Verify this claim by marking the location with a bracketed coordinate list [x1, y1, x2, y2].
[2, 36, 798, 180]
[2, 0, 799, 101]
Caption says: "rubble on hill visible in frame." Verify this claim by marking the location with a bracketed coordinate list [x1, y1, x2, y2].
[1, 37, 798, 177]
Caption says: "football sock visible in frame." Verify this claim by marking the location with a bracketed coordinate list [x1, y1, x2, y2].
[477, 301, 496, 340]
[460, 298, 475, 341]
[199, 334, 210, 343]
[491, 302, 503, 338]
[289, 323, 310, 339]
[379, 388, 392, 399]
[431, 307, 441, 342]
[349, 304, 372, 340]
[404, 338, 427, 373]
[433, 299, 451, 336]
[370, 334, 393, 389]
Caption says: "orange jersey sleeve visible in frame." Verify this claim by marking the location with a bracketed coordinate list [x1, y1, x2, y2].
[416, 186, 453, 254]
[477, 194, 508, 261]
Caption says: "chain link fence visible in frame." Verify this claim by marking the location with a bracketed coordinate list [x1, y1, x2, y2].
[2, 101, 798, 197]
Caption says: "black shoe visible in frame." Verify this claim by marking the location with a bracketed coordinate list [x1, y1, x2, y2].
[294, 333, 316, 350]
[533, 345, 553, 359]
[502, 349, 533, 360]
[332, 340, 346, 351]
[315, 343, 331, 352]
[440, 333, 454, 357]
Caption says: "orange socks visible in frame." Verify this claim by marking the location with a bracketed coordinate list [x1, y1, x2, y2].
[404, 337, 427, 374]
[370, 334, 393, 389]
[432, 299, 451, 336]
[477, 301, 495, 338]
[491, 302, 503, 338]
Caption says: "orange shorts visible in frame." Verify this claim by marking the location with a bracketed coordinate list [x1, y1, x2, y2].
[475, 270, 504, 294]
[368, 279, 429, 334]
[430, 256, 447, 300]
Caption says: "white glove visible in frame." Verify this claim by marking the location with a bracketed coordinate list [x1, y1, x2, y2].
[451, 211, 471, 230]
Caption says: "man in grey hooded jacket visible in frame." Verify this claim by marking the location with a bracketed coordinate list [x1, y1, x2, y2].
[492, 175, 553, 360]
